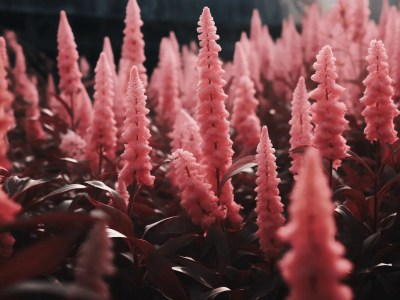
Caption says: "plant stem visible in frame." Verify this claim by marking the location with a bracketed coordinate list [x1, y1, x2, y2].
[128, 182, 141, 217]
[97, 144, 103, 180]
[373, 142, 381, 232]
[328, 159, 333, 189]
[70, 93, 76, 131]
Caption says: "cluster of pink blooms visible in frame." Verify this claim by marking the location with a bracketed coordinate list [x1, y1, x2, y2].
[2, 0, 400, 298]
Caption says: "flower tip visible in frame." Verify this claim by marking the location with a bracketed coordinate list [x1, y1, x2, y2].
[260, 125, 269, 139]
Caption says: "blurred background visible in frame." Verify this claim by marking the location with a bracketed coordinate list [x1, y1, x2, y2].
[0, 0, 397, 74]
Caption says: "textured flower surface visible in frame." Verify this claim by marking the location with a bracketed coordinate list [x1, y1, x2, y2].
[279, 148, 353, 300]
[171, 149, 225, 230]
[118, 66, 154, 189]
[310, 45, 349, 168]
[197, 7, 242, 229]
[86, 52, 117, 173]
[360, 39, 399, 145]
[255, 126, 285, 262]
[289, 77, 313, 177]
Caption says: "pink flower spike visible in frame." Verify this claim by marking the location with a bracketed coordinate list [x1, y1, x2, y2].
[171, 150, 226, 230]
[309, 45, 349, 168]
[12, 45, 46, 141]
[231, 42, 261, 150]
[197, 7, 242, 229]
[86, 52, 117, 173]
[75, 217, 115, 300]
[103, 37, 116, 75]
[278, 148, 353, 300]
[57, 10, 83, 96]
[255, 126, 285, 262]
[155, 38, 182, 129]
[57, 11, 93, 137]
[118, 66, 154, 188]
[289, 77, 313, 177]
[120, 0, 147, 88]
[360, 40, 399, 145]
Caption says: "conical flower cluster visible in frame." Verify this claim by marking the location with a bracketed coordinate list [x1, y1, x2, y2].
[197, 7, 242, 229]
[171, 149, 225, 230]
[309, 45, 349, 168]
[86, 53, 117, 174]
[255, 126, 285, 262]
[118, 66, 154, 193]
[231, 42, 261, 150]
[289, 77, 313, 177]
[279, 148, 352, 300]
[360, 40, 399, 145]
[119, 0, 147, 88]
[57, 11, 93, 137]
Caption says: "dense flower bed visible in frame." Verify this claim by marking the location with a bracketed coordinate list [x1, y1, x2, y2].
[0, 0, 400, 299]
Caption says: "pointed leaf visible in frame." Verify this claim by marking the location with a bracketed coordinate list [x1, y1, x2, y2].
[219, 155, 256, 195]
[86, 197, 134, 237]
[128, 238, 188, 300]
[85, 180, 127, 213]
[0, 234, 76, 288]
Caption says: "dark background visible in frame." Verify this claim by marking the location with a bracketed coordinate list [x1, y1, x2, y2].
[0, 0, 392, 76]
[0, 0, 284, 75]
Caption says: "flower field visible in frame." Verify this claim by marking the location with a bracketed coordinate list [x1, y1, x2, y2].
[0, 0, 400, 299]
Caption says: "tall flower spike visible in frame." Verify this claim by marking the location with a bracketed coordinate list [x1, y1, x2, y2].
[309, 45, 349, 168]
[197, 7, 242, 229]
[120, 0, 147, 88]
[278, 148, 353, 300]
[289, 77, 313, 178]
[57, 11, 83, 96]
[57, 10, 93, 137]
[103, 37, 116, 75]
[231, 42, 261, 150]
[255, 126, 285, 262]
[118, 66, 154, 190]
[0, 188, 21, 259]
[86, 53, 117, 174]
[171, 150, 225, 230]
[12, 45, 46, 141]
[75, 218, 115, 300]
[155, 38, 181, 129]
[360, 40, 399, 145]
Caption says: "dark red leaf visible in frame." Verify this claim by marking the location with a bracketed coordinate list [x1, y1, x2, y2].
[143, 216, 185, 238]
[219, 155, 256, 195]
[87, 197, 134, 237]
[23, 184, 87, 211]
[203, 287, 231, 300]
[345, 150, 375, 180]
[0, 282, 98, 300]
[0, 212, 96, 232]
[85, 180, 127, 213]
[0, 234, 76, 288]
[128, 238, 188, 300]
